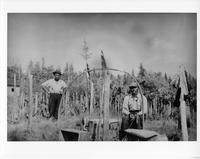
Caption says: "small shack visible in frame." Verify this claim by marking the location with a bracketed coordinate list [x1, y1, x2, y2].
[7, 78, 20, 97]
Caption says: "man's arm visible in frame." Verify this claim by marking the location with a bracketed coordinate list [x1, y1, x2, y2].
[41, 80, 51, 94]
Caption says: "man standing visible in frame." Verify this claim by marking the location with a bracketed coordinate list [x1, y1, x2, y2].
[41, 69, 67, 121]
[120, 81, 147, 139]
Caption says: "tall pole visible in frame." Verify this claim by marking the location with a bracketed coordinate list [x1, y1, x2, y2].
[179, 65, 188, 141]
[13, 73, 17, 121]
[28, 72, 33, 131]
[34, 92, 38, 115]
[81, 40, 92, 114]
[102, 70, 111, 141]
[90, 82, 94, 115]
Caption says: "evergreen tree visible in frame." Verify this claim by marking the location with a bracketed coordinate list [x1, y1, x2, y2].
[138, 63, 146, 78]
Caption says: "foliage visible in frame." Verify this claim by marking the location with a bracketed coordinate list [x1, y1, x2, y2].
[7, 60, 197, 119]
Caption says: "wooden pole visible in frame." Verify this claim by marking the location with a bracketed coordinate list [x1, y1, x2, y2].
[34, 92, 38, 115]
[28, 72, 33, 130]
[98, 84, 104, 141]
[102, 71, 111, 141]
[90, 82, 94, 115]
[65, 91, 69, 119]
[13, 73, 17, 121]
[14, 73, 16, 91]
[179, 66, 188, 141]
[19, 76, 24, 109]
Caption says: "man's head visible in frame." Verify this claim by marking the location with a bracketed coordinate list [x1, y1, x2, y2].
[129, 82, 138, 96]
[53, 69, 62, 81]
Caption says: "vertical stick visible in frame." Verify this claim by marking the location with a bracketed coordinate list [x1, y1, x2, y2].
[28, 72, 33, 130]
[19, 76, 24, 109]
[20, 93, 24, 118]
[86, 77, 89, 114]
[90, 82, 94, 115]
[65, 91, 69, 119]
[12, 73, 17, 121]
[98, 85, 104, 141]
[14, 73, 16, 91]
[75, 92, 78, 105]
[34, 92, 38, 115]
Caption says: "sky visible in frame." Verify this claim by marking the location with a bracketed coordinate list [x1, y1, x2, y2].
[8, 13, 197, 77]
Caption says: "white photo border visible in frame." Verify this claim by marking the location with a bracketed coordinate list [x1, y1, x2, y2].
[0, 0, 199, 159]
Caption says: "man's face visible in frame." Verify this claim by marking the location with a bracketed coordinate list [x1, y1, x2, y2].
[129, 87, 138, 96]
[54, 73, 61, 81]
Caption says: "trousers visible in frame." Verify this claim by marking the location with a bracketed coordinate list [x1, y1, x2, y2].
[119, 113, 143, 140]
[48, 93, 62, 119]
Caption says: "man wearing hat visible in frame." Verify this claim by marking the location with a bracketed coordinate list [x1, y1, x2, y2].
[41, 69, 67, 121]
[120, 81, 147, 139]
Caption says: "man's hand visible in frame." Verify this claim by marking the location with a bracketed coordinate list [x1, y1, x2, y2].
[42, 86, 50, 94]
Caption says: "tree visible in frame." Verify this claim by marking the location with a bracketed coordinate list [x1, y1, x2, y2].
[41, 57, 45, 69]
[81, 40, 92, 65]
[138, 63, 146, 78]
[164, 72, 168, 81]
[63, 62, 69, 81]
[28, 60, 34, 72]
[131, 69, 135, 77]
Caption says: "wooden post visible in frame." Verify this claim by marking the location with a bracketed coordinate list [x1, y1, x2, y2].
[98, 85, 104, 141]
[102, 71, 111, 141]
[14, 73, 16, 91]
[75, 92, 78, 105]
[90, 82, 94, 115]
[28, 72, 33, 130]
[12, 73, 17, 121]
[179, 66, 188, 141]
[65, 91, 69, 118]
[34, 92, 38, 115]
[19, 76, 24, 109]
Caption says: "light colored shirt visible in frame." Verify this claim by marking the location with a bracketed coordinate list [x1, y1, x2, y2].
[42, 79, 67, 94]
[122, 93, 147, 115]
[138, 95, 148, 115]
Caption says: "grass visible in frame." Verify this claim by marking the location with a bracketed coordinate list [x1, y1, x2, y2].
[144, 118, 197, 141]
[7, 116, 81, 141]
[8, 116, 196, 141]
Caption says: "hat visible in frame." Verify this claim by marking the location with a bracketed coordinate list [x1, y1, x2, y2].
[129, 81, 138, 88]
[53, 69, 62, 75]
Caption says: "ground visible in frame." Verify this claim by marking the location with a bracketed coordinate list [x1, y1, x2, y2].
[7, 116, 197, 141]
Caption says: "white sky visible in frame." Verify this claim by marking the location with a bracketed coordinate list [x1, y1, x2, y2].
[8, 13, 196, 77]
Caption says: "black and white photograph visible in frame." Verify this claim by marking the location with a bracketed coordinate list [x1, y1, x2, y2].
[7, 13, 197, 142]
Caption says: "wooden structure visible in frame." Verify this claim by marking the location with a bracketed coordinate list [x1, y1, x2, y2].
[179, 65, 189, 141]
[61, 118, 120, 141]
[60, 67, 156, 141]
